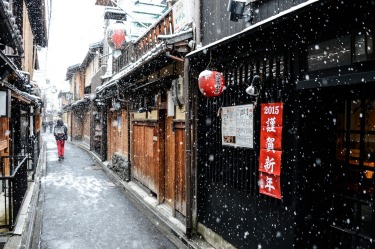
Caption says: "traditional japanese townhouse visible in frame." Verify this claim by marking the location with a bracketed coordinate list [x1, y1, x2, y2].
[65, 64, 82, 141]
[95, 0, 196, 234]
[0, 0, 48, 230]
[58, 90, 72, 124]
[185, 0, 375, 248]
[88, 43, 106, 158]
[79, 42, 104, 149]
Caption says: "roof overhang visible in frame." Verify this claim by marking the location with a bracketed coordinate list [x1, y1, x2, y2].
[65, 64, 81, 81]
[104, 7, 126, 20]
[0, 50, 26, 82]
[0, 0, 24, 53]
[96, 42, 169, 94]
[1, 80, 42, 107]
[26, 0, 48, 47]
[81, 41, 103, 68]
[132, 74, 177, 93]
[187, 0, 321, 59]
[95, 0, 116, 7]
[71, 95, 90, 110]
[96, 28, 193, 96]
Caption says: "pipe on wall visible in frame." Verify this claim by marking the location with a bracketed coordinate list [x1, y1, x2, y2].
[184, 57, 192, 238]
[127, 102, 131, 180]
[194, 0, 201, 46]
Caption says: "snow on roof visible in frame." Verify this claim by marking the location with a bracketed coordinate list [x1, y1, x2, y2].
[71, 95, 90, 107]
[1, 81, 42, 106]
[96, 42, 167, 93]
[157, 28, 193, 40]
[187, 0, 320, 58]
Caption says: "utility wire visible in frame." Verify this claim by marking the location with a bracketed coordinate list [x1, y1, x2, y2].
[108, 0, 148, 28]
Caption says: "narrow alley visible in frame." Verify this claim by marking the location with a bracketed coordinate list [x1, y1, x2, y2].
[34, 133, 186, 249]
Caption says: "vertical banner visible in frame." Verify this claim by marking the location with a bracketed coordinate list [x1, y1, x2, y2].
[259, 173, 282, 199]
[259, 103, 283, 199]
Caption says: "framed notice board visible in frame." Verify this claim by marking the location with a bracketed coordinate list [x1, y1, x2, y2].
[221, 104, 254, 148]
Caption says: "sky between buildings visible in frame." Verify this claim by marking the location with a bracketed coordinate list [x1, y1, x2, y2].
[34, 0, 105, 92]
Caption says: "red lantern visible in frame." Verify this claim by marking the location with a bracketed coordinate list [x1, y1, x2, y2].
[106, 21, 129, 50]
[198, 70, 225, 97]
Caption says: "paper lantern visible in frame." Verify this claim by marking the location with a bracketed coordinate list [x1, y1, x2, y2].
[198, 70, 225, 97]
[106, 21, 129, 50]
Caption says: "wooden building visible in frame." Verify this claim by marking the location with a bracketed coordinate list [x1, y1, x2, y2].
[185, 0, 375, 248]
[0, 0, 47, 230]
[63, 43, 105, 154]
[96, 0, 194, 228]
[65, 64, 82, 141]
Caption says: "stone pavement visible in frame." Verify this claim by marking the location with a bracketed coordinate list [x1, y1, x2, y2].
[72, 140, 214, 249]
[40, 133, 189, 248]
[3, 133, 214, 249]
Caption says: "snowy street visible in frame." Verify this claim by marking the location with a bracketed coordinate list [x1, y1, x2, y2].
[34, 132, 185, 249]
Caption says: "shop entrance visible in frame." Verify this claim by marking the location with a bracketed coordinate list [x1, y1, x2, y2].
[296, 88, 336, 247]
[330, 87, 375, 248]
[297, 86, 375, 248]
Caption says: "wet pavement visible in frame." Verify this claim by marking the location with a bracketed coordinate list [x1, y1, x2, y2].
[37, 132, 185, 249]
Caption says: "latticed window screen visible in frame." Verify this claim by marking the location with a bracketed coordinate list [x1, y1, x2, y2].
[198, 53, 287, 196]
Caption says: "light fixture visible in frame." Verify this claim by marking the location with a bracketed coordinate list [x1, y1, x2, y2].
[198, 70, 225, 97]
[227, 0, 254, 23]
[106, 21, 130, 54]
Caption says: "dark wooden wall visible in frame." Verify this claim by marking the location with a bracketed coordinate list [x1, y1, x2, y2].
[201, 0, 309, 46]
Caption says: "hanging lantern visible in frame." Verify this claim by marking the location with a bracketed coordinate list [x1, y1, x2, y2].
[106, 21, 129, 50]
[198, 70, 225, 97]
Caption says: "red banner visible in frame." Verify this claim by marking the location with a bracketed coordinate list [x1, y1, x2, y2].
[259, 149, 282, 176]
[259, 172, 281, 199]
[260, 126, 282, 151]
[259, 102, 283, 199]
[261, 103, 283, 127]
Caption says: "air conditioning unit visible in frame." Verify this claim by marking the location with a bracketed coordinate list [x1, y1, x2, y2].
[171, 75, 184, 106]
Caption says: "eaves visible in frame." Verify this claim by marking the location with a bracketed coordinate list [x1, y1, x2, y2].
[65, 64, 81, 81]
[2, 80, 41, 107]
[96, 42, 168, 94]
[186, 0, 321, 59]
[0, 50, 25, 81]
[26, 0, 48, 47]
[0, 1, 24, 54]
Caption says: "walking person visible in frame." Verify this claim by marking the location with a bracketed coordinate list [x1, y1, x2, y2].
[48, 120, 54, 133]
[54, 119, 68, 161]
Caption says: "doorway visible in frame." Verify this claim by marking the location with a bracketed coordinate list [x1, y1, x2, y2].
[330, 87, 375, 248]
[297, 86, 375, 248]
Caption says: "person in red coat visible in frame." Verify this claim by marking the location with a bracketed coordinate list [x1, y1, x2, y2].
[54, 119, 68, 161]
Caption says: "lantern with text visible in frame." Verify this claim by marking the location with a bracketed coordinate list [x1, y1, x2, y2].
[198, 70, 225, 97]
[106, 21, 129, 51]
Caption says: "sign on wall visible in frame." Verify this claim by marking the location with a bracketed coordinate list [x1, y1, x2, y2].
[222, 104, 254, 148]
[172, 0, 192, 32]
[259, 102, 283, 199]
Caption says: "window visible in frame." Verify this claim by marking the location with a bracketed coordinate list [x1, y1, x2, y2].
[334, 96, 375, 241]
[307, 36, 351, 71]
[354, 31, 374, 62]
[307, 32, 375, 72]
